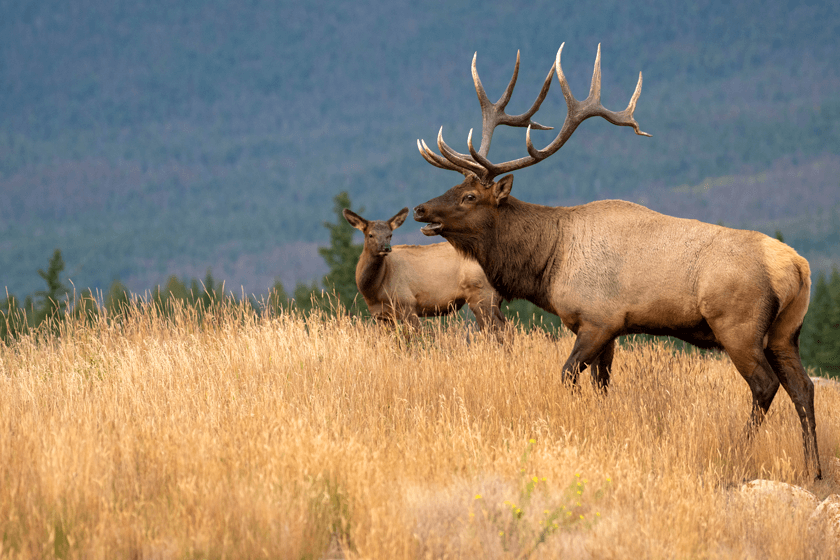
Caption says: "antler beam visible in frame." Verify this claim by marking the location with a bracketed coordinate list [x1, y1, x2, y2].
[417, 44, 651, 185]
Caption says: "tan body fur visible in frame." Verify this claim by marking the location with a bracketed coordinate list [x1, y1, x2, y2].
[541, 200, 809, 348]
[357, 241, 504, 331]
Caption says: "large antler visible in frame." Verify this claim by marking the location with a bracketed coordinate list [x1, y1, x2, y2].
[417, 43, 651, 185]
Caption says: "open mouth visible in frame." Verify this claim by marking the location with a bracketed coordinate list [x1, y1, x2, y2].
[420, 222, 443, 236]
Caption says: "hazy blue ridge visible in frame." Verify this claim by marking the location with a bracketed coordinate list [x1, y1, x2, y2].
[1, 0, 839, 296]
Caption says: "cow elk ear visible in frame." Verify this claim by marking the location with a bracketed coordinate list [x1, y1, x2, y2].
[343, 209, 368, 231]
[493, 175, 514, 205]
[388, 207, 409, 231]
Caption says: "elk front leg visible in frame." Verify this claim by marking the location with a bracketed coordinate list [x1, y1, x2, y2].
[405, 312, 422, 332]
[588, 338, 615, 391]
[561, 328, 616, 386]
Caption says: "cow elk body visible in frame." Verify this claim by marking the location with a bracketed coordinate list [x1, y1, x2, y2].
[343, 207, 505, 337]
[412, 44, 822, 479]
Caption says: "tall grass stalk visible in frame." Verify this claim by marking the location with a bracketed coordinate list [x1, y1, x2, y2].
[0, 300, 838, 558]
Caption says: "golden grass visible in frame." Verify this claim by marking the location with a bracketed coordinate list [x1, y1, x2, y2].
[1, 302, 838, 559]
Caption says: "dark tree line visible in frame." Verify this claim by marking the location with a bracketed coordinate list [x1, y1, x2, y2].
[801, 268, 840, 377]
[2, 192, 838, 379]
[0, 191, 368, 343]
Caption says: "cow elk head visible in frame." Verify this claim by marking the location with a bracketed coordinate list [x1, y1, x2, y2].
[343, 207, 409, 257]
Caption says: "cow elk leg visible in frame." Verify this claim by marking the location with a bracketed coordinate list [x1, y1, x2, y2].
[466, 294, 506, 344]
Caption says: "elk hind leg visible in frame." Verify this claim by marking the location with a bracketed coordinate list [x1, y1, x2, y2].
[765, 277, 821, 479]
[765, 330, 822, 480]
[726, 342, 781, 436]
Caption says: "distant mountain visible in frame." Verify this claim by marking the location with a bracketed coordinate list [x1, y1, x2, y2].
[1, 0, 839, 297]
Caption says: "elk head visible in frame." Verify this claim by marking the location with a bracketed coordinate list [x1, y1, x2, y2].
[414, 44, 650, 240]
[343, 207, 409, 256]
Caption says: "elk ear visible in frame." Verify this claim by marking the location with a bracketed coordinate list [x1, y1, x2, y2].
[492, 175, 514, 205]
[342, 208, 367, 231]
[388, 207, 409, 231]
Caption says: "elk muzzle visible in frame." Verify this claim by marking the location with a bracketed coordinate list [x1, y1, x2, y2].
[413, 204, 443, 236]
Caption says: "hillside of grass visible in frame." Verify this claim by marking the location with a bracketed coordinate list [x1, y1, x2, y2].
[1, 304, 838, 557]
[1, 0, 839, 296]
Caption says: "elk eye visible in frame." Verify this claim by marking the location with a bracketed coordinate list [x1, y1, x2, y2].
[463, 194, 476, 203]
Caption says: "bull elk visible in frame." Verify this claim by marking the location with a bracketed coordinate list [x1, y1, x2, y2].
[412, 44, 822, 479]
[343, 207, 506, 337]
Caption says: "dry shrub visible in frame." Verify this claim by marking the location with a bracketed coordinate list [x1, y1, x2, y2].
[0, 301, 838, 559]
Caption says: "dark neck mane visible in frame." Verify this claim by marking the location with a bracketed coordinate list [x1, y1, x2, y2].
[445, 197, 563, 309]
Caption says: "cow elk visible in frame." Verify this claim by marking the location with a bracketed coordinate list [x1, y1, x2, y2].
[343, 207, 506, 338]
[412, 44, 822, 479]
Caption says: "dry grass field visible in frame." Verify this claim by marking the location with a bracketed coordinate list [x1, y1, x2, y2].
[1, 301, 839, 559]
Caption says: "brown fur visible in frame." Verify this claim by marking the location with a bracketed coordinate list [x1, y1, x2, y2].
[414, 174, 821, 479]
[343, 207, 505, 337]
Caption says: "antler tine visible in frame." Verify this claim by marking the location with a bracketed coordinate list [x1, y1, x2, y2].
[553, 43, 576, 112]
[467, 128, 498, 178]
[471, 51, 556, 162]
[495, 50, 519, 109]
[589, 43, 602, 104]
[417, 139, 469, 174]
[586, 44, 650, 137]
[470, 52, 500, 159]
[523, 43, 651, 165]
[620, 72, 651, 137]
[436, 127, 487, 176]
[511, 64, 556, 128]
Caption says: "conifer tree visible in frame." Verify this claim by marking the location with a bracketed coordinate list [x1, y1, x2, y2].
[293, 280, 321, 315]
[267, 279, 290, 316]
[164, 275, 189, 302]
[0, 293, 25, 341]
[72, 288, 100, 325]
[34, 249, 69, 323]
[105, 279, 130, 315]
[801, 268, 840, 377]
[816, 269, 840, 375]
[318, 191, 363, 310]
[201, 268, 219, 306]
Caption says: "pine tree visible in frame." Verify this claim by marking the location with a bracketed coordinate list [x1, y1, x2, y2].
[0, 293, 26, 342]
[34, 249, 69, 324]
[72, 288, 100, 325]
[816, 268, 840, 376]
[164, 276, 189, 302]
[201, 268, 219, 307]
[801, 268, 840, 377]
[267, 279, 290, 316]
[105, 279, 130, 315]
[318, 191, 363, 311]
[293, 280, 321, 315]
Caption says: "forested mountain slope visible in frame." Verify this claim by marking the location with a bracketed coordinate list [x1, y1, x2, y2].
[1, 0, 838, 296]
